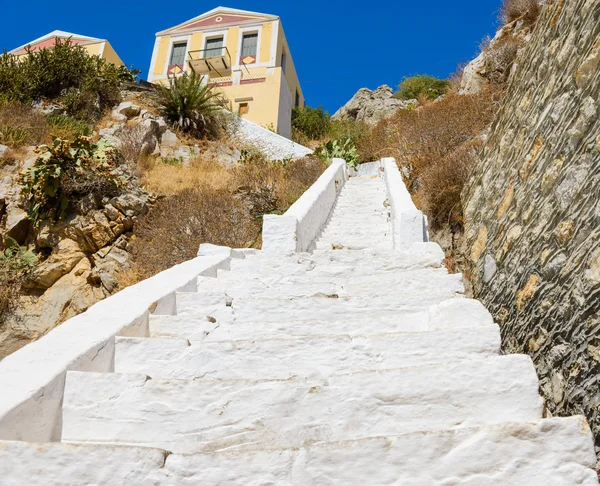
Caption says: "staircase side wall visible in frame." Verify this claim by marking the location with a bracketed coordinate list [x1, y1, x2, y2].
[263, 158, 348, 253]
[382, 157, 429, 248]
[0, 252, 233, 442]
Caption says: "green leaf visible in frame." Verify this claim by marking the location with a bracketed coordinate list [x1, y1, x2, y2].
[4, 236, 19, 249]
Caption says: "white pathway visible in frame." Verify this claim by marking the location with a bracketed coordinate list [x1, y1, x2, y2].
[1, 174, 598, 484]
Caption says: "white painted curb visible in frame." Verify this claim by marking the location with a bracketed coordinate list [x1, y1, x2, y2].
[263, 158, 348, 253]
[0, 247, 234, 442]
[382, 157, 429, 248]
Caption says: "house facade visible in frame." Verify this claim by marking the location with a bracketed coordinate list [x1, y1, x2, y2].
[9, 30, 124, 66]
[148, 7, 304, 138]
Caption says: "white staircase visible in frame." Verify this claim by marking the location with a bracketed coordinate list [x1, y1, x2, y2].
[1, 172, 598, 484]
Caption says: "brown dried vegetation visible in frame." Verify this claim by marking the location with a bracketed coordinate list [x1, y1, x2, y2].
[500, 0, 541, 25]
[358, 87, 504, 229]
[122, 154, 325, 283]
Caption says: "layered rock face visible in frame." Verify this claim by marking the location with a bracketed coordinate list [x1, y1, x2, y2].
[332, 85, 415, 125]
[463, 0, 600, 460]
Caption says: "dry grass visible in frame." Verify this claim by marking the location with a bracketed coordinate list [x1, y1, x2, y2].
[415, 139, 483, 230]
[500, 0, 541, 24]
[0, 102, 48, 147]
[120, 153, 325, 286]
[358, 86, 504, 229]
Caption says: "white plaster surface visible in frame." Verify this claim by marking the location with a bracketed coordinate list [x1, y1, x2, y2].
[233, 116, 312, 160]
[0, 254, 231, 442]
[63, 355, 542, 453]
[262, 159, 347, 253]
[114, 327, 501, 380]
[1, 418, 596, 485]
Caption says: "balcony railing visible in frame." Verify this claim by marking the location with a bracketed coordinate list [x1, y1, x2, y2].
[188, 47, 232, 75]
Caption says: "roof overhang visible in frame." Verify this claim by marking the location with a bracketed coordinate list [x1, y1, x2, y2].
[156, 6, 279, 37]
[10, 30, 105, 55]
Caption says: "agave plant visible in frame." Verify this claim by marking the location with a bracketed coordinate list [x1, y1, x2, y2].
[155, 71, 226, 139]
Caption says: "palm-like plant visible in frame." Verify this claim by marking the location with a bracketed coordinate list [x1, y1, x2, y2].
[155, 71, 226, 139]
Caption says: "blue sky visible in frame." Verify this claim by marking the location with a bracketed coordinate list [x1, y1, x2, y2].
[0, 1, 501, 113]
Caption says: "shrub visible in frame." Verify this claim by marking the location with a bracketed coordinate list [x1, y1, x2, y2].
[416, 140, 482, 230]
[0, 38, 127, 120]
[326, 118, 370, 147]
[483, 37, 523, 85]
[46, 114, 91, 140]
[0, 237, 37, 321]
[500, 0, 541, 24]
[315, 138, 360, 169]
[395, 75, 451, 101]
[291, 105, 331, 141]
[155, 71, 226, 139]
[19, 137, 122, 227]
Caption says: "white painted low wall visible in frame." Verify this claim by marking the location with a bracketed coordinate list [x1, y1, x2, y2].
[233, 116, 313, 161]
[263, 158, 348, 253]
[0, 249, 234, 442]
[382, 157, 429, 249]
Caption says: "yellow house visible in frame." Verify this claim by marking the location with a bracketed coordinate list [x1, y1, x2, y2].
[148, 6, 304, 138]
[9, 30, 124, 66]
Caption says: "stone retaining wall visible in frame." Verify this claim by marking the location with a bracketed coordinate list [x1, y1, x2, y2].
[463, 0, 600, 459]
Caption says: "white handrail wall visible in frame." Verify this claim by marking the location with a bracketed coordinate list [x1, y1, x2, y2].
[0, 250, 233, 442]
[262, 158, 348, 253]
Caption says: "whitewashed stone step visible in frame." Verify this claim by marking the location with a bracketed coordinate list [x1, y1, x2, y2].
[179, 286, 464, 320]
[204, 298, 495, 340]
[0, 441, 167, 485]
[160, 417, 598, 485]
[5, 418, 597, 485]
[63, 356, 542, 453]
[115, 326, 500, 380]
[194, 269, 456, 300]
[149, 314, 218, 340]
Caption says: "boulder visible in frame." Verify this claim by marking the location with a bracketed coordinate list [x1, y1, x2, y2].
[4, 205, 30, 244]
[332, 85, 415, 125]
[111, 109, 127, 123]
[24, 239, 85, 289]
[161, 129, 179, 148]
[116, 102, 141, 119]
[0, 144, 9, 159]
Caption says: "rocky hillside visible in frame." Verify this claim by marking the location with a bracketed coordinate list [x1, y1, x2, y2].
[0, 85, 323, 359]
[463, 0, 600, 464]
[333, 85, 415, 125]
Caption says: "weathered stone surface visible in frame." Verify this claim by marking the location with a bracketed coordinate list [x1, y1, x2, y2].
[4, 205, 29, 244]
[332, 85, 415, 125]
[0, 144, 9, 159]
[24, 239, 85, 289]
[116, 101, 141, 119]
[463, 0, 600, 463]
[160, 129, 179, 148]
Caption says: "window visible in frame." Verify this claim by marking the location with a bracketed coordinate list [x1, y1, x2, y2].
[169, 42, 187, 66]
[205, 37, 224, 57]
[295, 90, 300, 108]
[281, 53, 287, 74]
[238, 102, 249, 115]
[241, 33, 258, 57]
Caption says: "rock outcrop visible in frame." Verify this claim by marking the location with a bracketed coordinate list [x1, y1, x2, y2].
[332, 85, 415, 125]
[463, 0, 600, 463]
[0, 138, 151, 359]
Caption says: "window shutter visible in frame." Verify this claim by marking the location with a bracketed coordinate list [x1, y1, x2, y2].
[170, 42, 187, 66]
[241, 33, 258, 57]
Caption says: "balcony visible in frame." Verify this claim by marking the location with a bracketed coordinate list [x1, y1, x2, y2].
[188, 47, 231, 75]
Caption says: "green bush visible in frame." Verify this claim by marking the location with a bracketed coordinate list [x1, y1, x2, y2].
[19, 137, 123, 227]
[291, 105, 331, 141]
[395, 74, 451, 101]
[327, 118, 368, 143]
[0, 38, 135, 120]
[315, 138, 360, 169]
[46, 114, 91, 139]
[155, 71, 226, 139]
